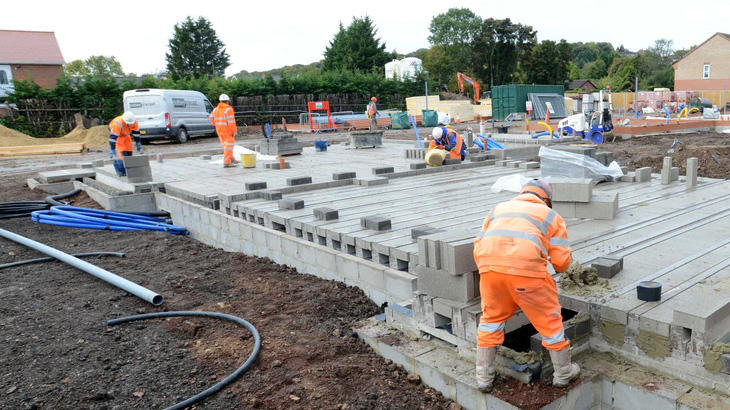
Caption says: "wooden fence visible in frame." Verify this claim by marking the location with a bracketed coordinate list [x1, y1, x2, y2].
[7, 99, 111, 137]
[610, 90, 730, 111]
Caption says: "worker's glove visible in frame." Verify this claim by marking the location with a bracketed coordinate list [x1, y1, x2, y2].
[437, 145, 445, 149]
[136, 141, 143, 153]
[109, 149, 117, 159]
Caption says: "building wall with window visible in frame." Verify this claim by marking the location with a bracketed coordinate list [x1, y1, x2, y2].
[674, 33, 730, 91]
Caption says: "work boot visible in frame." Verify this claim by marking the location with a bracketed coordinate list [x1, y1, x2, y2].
[223, 163, 235, 168]
[476, 347, 497, 393]
[549, 348, 580, 388]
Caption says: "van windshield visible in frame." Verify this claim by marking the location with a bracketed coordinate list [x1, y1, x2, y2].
[126, 95, 163, 116]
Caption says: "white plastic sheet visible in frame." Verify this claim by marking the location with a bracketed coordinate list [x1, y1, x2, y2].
[491, 174, 533, 193]
[210, 145, 277, 164]
[539, 146, 624, 183]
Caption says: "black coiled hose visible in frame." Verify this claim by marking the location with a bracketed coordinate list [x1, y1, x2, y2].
[0, 189, 82, 219]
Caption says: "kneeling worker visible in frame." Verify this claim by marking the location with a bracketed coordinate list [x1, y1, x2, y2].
[109, 111, 141, 177]
[429, 126, 466, 160]
[472, 179, 579, 392]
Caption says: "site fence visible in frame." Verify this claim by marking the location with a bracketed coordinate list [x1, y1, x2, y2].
[610, 90, 730, 112]
[4, 99, 114, 138]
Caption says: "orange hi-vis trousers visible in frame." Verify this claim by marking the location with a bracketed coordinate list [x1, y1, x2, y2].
[477, 271, 570, 351]
[219, 134, 234, 165]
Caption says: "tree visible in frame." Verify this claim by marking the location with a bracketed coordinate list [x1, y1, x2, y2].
[522, 39, 572, 85]
[584, 58, 607, 79]
[322, 16, 391, 72]
[472, 18, 536, 88]
[64, 56, 124, 77]
[427, 8, 482, 78]
[166, 16, 230, 80]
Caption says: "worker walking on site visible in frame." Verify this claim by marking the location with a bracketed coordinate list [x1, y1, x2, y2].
[209, 93, 238, 168]
[108, 111, 141, 177]
[472, 179, 579, 393]
[429, 126, 466, 160]
[367, 96, 379, 130]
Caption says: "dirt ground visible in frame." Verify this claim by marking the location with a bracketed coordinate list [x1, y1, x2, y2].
[2, 127, 728, 410]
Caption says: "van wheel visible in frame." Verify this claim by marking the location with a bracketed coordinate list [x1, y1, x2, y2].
[176, 127, 189, 143]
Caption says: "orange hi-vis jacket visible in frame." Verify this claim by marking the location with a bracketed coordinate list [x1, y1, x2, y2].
[473, 193, 571, 277]
[367, 101, 377, 117]
[209, 103, 237, 137]
[109, 116, 140, 159]
[428, 127, 464, 159]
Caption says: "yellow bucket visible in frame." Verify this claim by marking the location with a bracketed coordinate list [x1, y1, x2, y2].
[241, 153, 257, 168]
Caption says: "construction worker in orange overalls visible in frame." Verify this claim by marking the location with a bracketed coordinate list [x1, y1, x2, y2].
[367, 97, 379, 130]
[108, 111, 141, 177]
[472, 179, 578, 392]
[209, 93, 238, 168]
[429, 126, 466, 160]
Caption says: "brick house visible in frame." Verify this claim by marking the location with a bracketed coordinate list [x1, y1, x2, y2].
[0, 30, 65, 99]
[673, 32, 730, 91]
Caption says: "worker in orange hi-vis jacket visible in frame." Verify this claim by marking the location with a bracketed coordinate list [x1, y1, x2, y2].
[367, 96, 379, 130]
[472, 179, 578, 393]
[108, 111, 141, 177]
[209, 93, 238, 167]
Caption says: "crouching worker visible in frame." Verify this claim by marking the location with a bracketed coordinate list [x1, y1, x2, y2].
[429, 126, 466, 161]
[108, 111, 141, 177]
[472, 179, 579, 392]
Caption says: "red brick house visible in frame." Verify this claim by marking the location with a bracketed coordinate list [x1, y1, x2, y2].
[673, 33, 730, 91]
[0, 30, 65, 98]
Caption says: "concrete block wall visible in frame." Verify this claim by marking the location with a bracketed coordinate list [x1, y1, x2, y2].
[155, 193, 415, 307]
[549, 178, 593, 203]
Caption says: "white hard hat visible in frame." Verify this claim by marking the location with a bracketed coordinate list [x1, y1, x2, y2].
[431, 127, 443, 139]
[122, 111, 136, 125]
[219, 93, 230, 101]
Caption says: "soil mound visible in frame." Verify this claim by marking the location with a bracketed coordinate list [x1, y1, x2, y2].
[0, 124, 109, 148]
[0, 124, 38, 147]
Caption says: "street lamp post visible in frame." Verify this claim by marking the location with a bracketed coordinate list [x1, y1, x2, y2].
[424, 70, 429, 110]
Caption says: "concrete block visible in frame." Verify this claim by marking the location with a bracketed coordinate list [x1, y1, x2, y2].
[595, 151, 613, 166]
[440, 238, 477, 276]
[519, 161, 540, 169]
[125, 167, 152, 178]
[278, 198, 304, 210]
[416, 266, 478, 303]
[466, 147, 480, 154]
[410, 163, 427, 170]
[335, 253, 361, 280]
[469, 154, 490, 163]
[357, 177, 389, 187]
[77, 162, 93, 169]
[443, 158, 461, 165]
[635, 167, 652, 182]
[495, 160, 510, 167]
[372, 166, 395, 175]
[721, 355, 730, 375]
[287, 176, 312, 186]
[662, 156, 673, 171]
[621, 172, 636, 183]
[506, 161, 522, 168]
[620, 166, 628, 175]
[358, 259, 386, 289]
[552, 201, 576, 218]
[156, 154, 164, 163]
[261, 190, 282, 200]
[592, 256, 624, 279]
[549, 178, 593, 203]
[332, 172, 356, 180]
[313, 207, 339, 221]
[670, 167, 679, 182]
[92, 159, 105, 168]
[350, 131, 384, 148]
[575, 192, 619, 220]
[361, 216, 391, 231]
[201, 155, 212, 160]
[411, 226, 444, 240]
[661, 168, 670, 185]
[122, 155, 150, 168]
[245, 181, 267, 191]
[687, 157, 698, 187]
[264, 161, 291, 169]
[384, 269, 417, 301]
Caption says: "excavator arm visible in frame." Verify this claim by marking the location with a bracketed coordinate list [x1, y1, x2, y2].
[456, 72, 480, 105]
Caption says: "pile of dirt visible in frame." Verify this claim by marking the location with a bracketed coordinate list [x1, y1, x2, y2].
[0, 123, 37, 147]
[0, 124, 109, 148]
[559, 262, 612, 297]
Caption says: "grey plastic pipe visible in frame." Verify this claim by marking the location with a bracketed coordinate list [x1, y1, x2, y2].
[0, 227, 163, 306]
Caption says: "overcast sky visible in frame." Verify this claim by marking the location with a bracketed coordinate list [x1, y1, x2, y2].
[5, 0, 728, 77]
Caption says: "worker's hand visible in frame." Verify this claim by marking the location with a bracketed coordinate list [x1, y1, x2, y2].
[437, 145, 445, 149]
[109, 149, 117, 159]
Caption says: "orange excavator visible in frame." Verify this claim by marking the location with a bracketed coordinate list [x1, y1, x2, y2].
[456, 72, 480, 105]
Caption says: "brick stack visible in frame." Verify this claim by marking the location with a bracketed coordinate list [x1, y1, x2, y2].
[549, 178, 619, 220]
[122, 155, 152, 183]
[259, 132, 303, 156]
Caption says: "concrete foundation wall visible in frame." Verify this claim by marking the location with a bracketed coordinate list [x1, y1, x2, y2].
[156, 193, 416, 307]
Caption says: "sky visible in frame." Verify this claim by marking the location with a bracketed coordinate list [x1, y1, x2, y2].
[4, 0, 728, 77]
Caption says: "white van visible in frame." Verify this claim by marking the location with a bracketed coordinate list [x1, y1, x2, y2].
[123, 88, 217, 143]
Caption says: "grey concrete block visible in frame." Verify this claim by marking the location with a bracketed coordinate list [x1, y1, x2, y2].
[443, 158, 461, 165]
[123, 155, 150, 168]
[261, 190, 282, 200]
[549, 178, 593, 203]
[92, 160, 105, 168]
[245, 181, 267, 191]
[372, 166, 395, 175]
[592, 256, 624, 279]
[635, 167, 652, 182]
[264, 161, 291, 169]
[350, 131, 384, 148]
[333, 172, 356, 180]
[551, 145, 596, 158]
[687, 157, 698, 187]
[287, 176, 312, 186]
[595, 151, 614, 166]
[125, 167, 152, 178]
[357, 177, 389, 187]
[466, 147, 481, 154]
[721, 354, 730, 375]
[278, 198, 304, 210]
[670, 167, 679, 182]
[440, 238, 478, 276]
[156, 154, 164, 163]
[662, 156, 673, 171]
[575, 192, 619, 220]
[416, 266, 478, 303]
[411, 226, 444, 240]
[620, 172, 636, 183]
[201, 155, 212, 160]
[495, 160, 510, 167]
[519, 161, 540, 169]
[361, 216, 391, 231]
[661, 168, 671, 185]
[468, 154, 490, 163]
[620, 166, 628, 175]
[313, 207, 339, 221]
[506, 160, 522, 168]
[552, 201, 576, 218]
[410, 163, 427, 170]
[77, 162, 93, 169]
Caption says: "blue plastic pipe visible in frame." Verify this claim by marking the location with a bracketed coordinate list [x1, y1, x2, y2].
[664, 106, 670, 125]
[531, 131, 560, 139]
[265, 123, 272, 138]
[31, 206, 189, 235]
[474, 138, 485, 151]
[409, 114, 422, 148]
